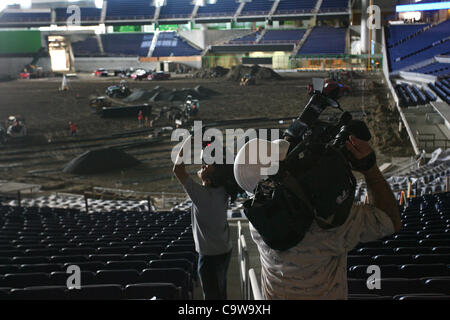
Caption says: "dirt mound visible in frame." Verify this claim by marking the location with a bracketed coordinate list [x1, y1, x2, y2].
[124, 87, 164, 103]
[150, 86, 218, 102]
[195, 85, 219, 97]
[225, 65, 282, 82]
[63, 147, 140, 174]
[194, 66, 230, 79]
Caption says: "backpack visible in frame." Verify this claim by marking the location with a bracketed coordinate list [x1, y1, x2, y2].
[243, 141, 356, 251]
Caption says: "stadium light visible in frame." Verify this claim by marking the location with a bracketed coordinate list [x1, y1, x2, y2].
[396, 1, 450, 12]
[153, 0, 166, 7]
[20, 0, 32, 9]
[94, 0, 103, 9]
[0, 0, 32, 11]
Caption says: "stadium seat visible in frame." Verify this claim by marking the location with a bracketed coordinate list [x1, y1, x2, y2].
[148, 259, 195, 280]
[0, 273, 52, 288]
[9, 286, 66, 300]
[63, 262, 106, 272]
[372, 255, 414, 265]
[399, 264, 450, 278]
[348, 294, 392, 300]
[49, 255, 89, 264]
[348, 265, 400, 279]
[122, 253, 159, 261]
[105, 261, 148, 271]
[19, 264, 62, 273]
[394, 247, 433, 255]
[95, 269, 140, 285]
[140, 268, 191, 299]
[394, 294, 450, 300]
[132, 245, 164, 254]
[348, 278, 426, 296]
[50, 271, 96, 286]
[66, 284, 124, 300]
[0, 265, 20, 274]
[413, 254, 450, 264]
[124, 283, 181, 300]
[160, 251, 197, 267]
[164, 244, 195, 253]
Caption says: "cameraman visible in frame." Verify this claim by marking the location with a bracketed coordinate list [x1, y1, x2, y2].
[249, 135, 401, 300]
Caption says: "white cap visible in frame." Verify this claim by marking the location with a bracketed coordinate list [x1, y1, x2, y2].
[233, 139, 290, 195]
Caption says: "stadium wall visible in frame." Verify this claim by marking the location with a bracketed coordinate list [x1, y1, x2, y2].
[381, 26, 420, 156]
[178, 29, 255, 49]
[73, 57, 159, 72]
[0, 57, 50, 80]
[0, 30, 50, 80]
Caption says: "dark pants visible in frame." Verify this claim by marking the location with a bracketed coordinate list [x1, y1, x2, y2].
[198, 250, 232, 300]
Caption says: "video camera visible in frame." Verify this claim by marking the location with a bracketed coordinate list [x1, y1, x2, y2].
[283, 78, 374, 171]
[242, 78, 377, 251]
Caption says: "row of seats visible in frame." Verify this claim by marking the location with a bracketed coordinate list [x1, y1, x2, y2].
[387, 23, 429, 48]
[387, 20, 450, 71]
[428, 79, 450, 104]
[357, 161, 449, 201]
[152, 32, 202, 57]
[260, 29, 305, 44]
[347, 192, 449, 299]
[395, 83, 436, 107]
[347, 277, 450, 297]
[0, 205, 197, 299]
[72, 32, 200, 57]
[228, 31, 260, 45]
[297, 26, 346, 55]
[0, 267, 192, 293]
[0, 283, 181, 300]
[410, 62, 450, 77]
[0, 12, 50, 24]
[0, 0, 350, 25]
[223, 27, 345, 53]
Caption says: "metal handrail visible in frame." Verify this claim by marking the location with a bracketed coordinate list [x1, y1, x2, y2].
[249, 268, 263, 300]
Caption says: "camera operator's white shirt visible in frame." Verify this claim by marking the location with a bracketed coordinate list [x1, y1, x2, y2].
[250, 204, 395, 300]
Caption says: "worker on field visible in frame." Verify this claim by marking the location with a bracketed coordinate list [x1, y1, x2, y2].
[69, 121, 78, 136]
[138, 110, 144, 128]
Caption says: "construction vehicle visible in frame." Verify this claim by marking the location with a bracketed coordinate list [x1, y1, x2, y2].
[106, 80, 132, 98]
[160, 95, 200, 127]
[240, 73, 255, 86]
[90, 96, 112, 114]
[3, 116, 27, 142]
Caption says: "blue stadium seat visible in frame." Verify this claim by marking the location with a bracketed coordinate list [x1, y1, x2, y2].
[122, 253, 159, 261]
[240, 0, 273, 16]
[0, 273, 52, 288]
[66, 284, 124, 300]
[196, 0, 240, 17]
[106, 0, 156, 20]
[275, 0, 315, 15]
[140, 268, 191, 299]
[9, 286, 66, 300]
[95, 269, 140, 285]
[104, 261, 148, 271]
[297, 27, 346, 54]
[50, 271, 96, 286]
[159, 0, 195, 19]
[124, 283, 181, 300]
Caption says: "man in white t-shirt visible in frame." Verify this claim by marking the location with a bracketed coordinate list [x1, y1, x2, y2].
[237, 135, 401, 299]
